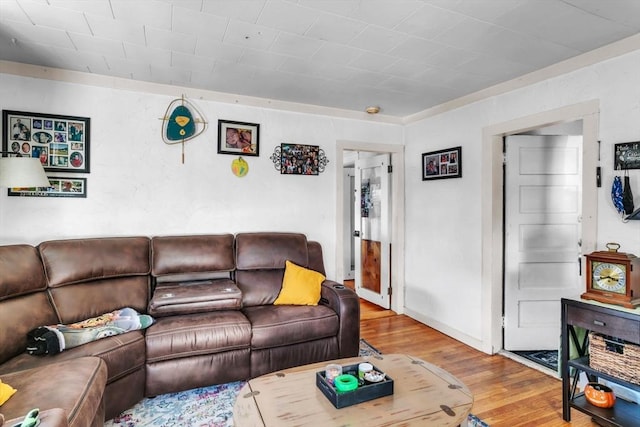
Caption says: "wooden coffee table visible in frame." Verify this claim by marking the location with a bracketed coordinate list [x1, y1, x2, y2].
[233, 353, 474, 426]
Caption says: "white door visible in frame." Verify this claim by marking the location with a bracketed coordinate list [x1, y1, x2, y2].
[354, 154, 391, 309]
[504, 135, 583, 350]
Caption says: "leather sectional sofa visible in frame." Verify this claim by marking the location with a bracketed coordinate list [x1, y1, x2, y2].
[0, 232, 360, 427]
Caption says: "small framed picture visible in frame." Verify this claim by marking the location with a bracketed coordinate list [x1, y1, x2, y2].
[217, 120, 259, 156]
[280, 143, 322, 175]
[8, 177, 87, 198]
[614, 141, 640, 170]
[422, 146, 462, 180]
[2, 110, 90, 173]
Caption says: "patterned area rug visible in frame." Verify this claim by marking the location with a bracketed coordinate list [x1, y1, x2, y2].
[105, 339, 489, 426]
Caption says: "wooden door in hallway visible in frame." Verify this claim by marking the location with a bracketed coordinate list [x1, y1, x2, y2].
[354, 153, 391, 309]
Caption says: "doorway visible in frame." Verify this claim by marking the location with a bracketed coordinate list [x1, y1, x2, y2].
[503, 128, 584, 372]
[480, 100, 599, 361]
[349, 152, 392, 309]
[335, 141, 405, 315]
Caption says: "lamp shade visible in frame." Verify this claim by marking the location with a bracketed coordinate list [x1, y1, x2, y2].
[0, 157, 51, 188]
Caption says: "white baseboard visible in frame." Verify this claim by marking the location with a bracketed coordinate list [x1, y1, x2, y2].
[403, 307, 485, 353]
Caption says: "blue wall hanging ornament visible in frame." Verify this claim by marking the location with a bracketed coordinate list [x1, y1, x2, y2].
[611, 175, 625, 215]
[160, 95, 207, 163]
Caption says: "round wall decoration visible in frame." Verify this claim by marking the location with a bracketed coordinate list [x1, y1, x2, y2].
[231, 157, 249, 177]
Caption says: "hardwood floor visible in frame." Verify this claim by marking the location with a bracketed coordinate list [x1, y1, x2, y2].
[358, 302, 599, 427]
[344, 280, 397, 321]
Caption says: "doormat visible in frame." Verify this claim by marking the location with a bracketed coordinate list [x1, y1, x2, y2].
[514, 350, 558, 371]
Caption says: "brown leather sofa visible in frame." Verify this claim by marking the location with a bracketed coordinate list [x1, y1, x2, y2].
[0, 232, 360, 426]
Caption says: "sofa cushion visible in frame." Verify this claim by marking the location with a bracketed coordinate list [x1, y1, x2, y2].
[0, 245, 47, 302]
[39, 237, 150, 287]
[145, 311, 251, 363]
[235, 232, 309, 270]
[151, 234, 235, 283]
[49, 278, 150, 325]
[26, 307, 153, 355]
[273, 260, 324, 306]
[307, 240, 326, 275]
[250, 338, 339, 378]
[0, 331, 146, 388]
[235, 232, 312, 307]
[5, 408, 69, 427]
[0, 357, 107, 427]
[39, 237, 151, 323]
[148, 279, 242, 317]
[0, 245, 58, 365]
[243, 305, 339, 349]
[0, 292, 59, 366]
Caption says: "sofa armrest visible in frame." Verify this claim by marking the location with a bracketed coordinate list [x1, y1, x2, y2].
[320, 280, 360, 357]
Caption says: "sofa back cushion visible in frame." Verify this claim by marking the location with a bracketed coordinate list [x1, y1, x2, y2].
[38, 237, 151, 323]
[151, 234, 235, 283]
[0, 245, 58, 364]
[235, 232, 311, 307]
[307, 240, 326, 276]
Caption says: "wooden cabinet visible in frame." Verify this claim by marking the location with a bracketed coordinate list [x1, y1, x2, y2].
[561, 298, 640, 426]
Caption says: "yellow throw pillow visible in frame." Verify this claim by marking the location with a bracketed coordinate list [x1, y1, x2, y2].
[274, 260, 325, 306]
[0, 379, 17, 406]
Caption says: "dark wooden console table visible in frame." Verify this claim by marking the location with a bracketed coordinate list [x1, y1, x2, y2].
[561, 298, 640, 426]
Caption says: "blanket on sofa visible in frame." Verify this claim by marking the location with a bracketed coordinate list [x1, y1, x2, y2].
[26, 307, 153, 355]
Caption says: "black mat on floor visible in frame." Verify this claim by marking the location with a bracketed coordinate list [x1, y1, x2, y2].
[514, 350, 558, 371]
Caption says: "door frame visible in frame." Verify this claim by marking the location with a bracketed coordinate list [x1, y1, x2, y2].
[335, 140, 405, 315]
[481, 100, 599, 354]
[343, 167, 355, 281]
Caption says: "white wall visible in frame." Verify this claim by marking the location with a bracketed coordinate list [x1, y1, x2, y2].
[404, 49, 640, 350]
[0, 73, 403, 280]
[2, 48, 639, 353]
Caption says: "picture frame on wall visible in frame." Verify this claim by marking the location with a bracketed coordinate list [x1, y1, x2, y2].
[8, 177, 87, 198]
[422, 146, 462, 180]
[217, 120, 260, 156]
[280, 143, 321, 175]
[2, 110, 90, 173]
[614, 141, 640, 170]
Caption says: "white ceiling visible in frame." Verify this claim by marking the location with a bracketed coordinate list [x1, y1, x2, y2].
[1, 0, 640, 118]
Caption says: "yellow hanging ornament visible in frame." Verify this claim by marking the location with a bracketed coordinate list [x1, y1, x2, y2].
[231, 157, 249, 177]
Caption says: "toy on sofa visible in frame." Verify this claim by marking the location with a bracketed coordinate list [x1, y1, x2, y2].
[26, 307, 153, 355]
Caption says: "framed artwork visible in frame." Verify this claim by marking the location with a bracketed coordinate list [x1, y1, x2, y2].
[217, 120, 259, 156]
[8, 177, 87, 198]
[614, 141, 640, 170]
[280, 143, 322, 175]
[422, 146, 462, 180]
[2, 110, 90, 173]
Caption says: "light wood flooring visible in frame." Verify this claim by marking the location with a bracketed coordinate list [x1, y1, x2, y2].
[357, 299, 600, 427]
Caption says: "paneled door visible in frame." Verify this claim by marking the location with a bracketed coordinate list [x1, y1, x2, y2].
[354, 154, 391, 309]
[504, 135, 583, 350]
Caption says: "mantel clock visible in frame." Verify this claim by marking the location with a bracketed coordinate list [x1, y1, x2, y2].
[582, 243, 640, 308]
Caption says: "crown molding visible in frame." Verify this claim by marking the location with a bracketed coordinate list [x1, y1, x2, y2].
[0, 60, 403, 126]
[403, 33, 640, 125]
